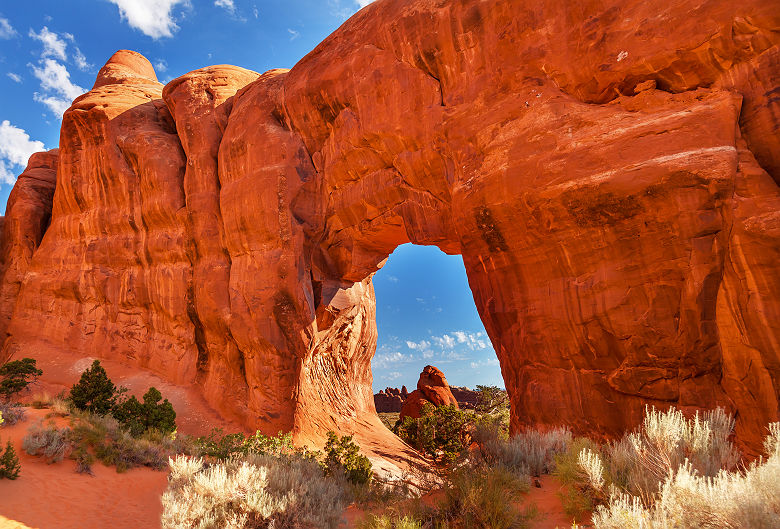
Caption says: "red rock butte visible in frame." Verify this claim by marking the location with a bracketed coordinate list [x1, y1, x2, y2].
[1, 0, 779, 455]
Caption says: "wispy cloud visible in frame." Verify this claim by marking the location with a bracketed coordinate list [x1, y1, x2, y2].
[30, 59, 86, 116]
[73, 48, 92, 71]
[356, 0, 376, 7]
[470, 358, 500, 369]
[0, 120, 45, 185]
[252, 5, 259, 18]
[108, 0, 189, 39]
[214, 0, 235, 14]
[28, 26, 68, 61]
[373, 351, 414, 369]
[383, 371, 403, 381]
[154, 59, 168, 72]
[7, 72, 21, 83]
[287, 28, 300, 41]
[0, 16, 17, 39]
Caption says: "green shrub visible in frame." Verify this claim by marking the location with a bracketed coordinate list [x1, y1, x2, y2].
[436, 464, 535, 529]
[0, 358, 42, 401]
[324, 431, 373, 485]
[22, 421, 72, 463]
[113, 386, 176, 436]
[68, 412, 187, 472]
[0, 439, 21, 479]
[395, 403, 470, 464]
[193, 428, 247, 460]
[161, 453, 348, 529]
[69, 360, 119, 415]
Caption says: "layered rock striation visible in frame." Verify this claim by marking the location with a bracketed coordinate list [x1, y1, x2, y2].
[1, 0, 779, 453]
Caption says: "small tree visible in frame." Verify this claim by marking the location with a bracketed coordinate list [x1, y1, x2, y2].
[0, 440, 21, 479]
[395, 403, 470, 464]
[324, 432, 373, 485]
[113, 386, 176, 437]
[69, 360, 118, 414]
[0, 358, 42, 401]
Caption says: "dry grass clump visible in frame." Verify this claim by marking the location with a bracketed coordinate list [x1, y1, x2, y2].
[161, 453, 348, 529]
[22, 421, 72, 463]
[482, 426, 571, 477]
[0, 402, 26, 426]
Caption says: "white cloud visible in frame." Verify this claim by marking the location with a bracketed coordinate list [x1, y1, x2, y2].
[357, 0, 376, 7]
[252, 5, 259, 18]
[7, 72, 21, 83]
[470, 358, 500, 369]
[29, 59, 86, 116]
[287, 28, 300, 41]
[406, 339, 431, 351]
[0, 17, 17, 39]
[30, 59, 84, 100]
[73, 48, 91, 71]
[383, 371, 403, 381]
[432, 334, 456, 349]
[154, 59, 168, 72]
[28, 27, 68, 61]
[0, 120, 45, 185]
[108, 0, 188, 39]
[373, 351, 413, 369]
[214, 0, 235, 14]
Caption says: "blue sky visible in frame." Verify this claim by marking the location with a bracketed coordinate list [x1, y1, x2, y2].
[0, 0, 502, 391]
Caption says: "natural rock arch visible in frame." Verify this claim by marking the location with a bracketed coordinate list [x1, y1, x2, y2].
[1, 0, 779, 460]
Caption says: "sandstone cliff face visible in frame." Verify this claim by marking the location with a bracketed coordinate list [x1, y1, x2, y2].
[1, 0, 779, 454]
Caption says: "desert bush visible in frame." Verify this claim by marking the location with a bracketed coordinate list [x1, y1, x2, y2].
[0, 358, 42, 401]
[161, 453, 348, 529]
[592, 422, 780, 529]
[0, 439, 21, 479]
[69, 360, 119, 415]
[68, 411, 188, 472]
[113, 386, 176, 436]
[430, 463, 535, 529]
[194, 428, 248, 460]
[22, 421, 72, 463]
[324, 431, 373, 485]
[482, 426, 571, 477]
[395, 404, 470, 464]
[577, 406, 740, 507]
[0, 401, 26, 426]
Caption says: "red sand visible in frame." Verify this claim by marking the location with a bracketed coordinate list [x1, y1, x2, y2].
[0, 408, 168, 529]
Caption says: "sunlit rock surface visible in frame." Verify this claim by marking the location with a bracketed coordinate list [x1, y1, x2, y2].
[1, 0, 779, 454]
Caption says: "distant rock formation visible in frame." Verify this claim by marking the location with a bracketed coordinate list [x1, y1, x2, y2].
[0, 0, 779, 454]
[400, 366, 459, 420]
[375, 387, 405, 412]
[375, 383, 479, 412]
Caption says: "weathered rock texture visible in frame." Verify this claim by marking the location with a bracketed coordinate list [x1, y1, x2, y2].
[400, 365, 460, 420]
[1, 0, 779, 453]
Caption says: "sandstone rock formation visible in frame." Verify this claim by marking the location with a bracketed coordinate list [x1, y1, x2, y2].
[375, 383, 478, 412]
[375, 387, 406, 412]
[400, 365, 460, 420]
[0, 0, 779, 454]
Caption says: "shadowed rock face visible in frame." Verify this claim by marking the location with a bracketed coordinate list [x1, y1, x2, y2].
[1, 0, 779, 455]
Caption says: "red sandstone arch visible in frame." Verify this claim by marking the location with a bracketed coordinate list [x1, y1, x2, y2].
[0, 0, 779, 462]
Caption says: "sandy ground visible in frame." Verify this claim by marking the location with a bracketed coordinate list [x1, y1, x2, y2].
[0, 408, 168, 529]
